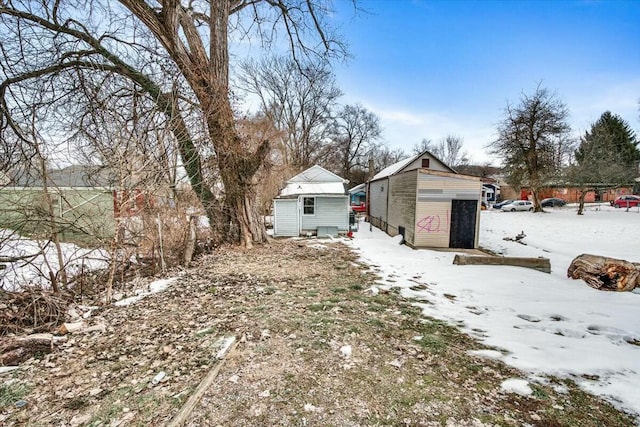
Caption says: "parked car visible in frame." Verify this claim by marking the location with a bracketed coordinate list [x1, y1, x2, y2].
[611, 195, 640, 208]
[501, 200, 533, 212]
[541, 197, 566, 208]
[492, 199, 514, 209]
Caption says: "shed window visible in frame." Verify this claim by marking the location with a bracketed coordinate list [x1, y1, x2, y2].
[421, 158, 430, 168]
[303, 197, 315, 215]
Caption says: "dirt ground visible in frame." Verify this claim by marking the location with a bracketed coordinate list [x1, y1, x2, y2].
[1, 239, 636, 426]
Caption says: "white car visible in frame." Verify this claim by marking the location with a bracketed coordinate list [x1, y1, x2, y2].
[501, 200, 533, 212]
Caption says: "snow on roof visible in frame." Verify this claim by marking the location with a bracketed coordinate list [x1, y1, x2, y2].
[288, 165, 346, 183]
[279, 181, 346, 197]
[348, 183, 366, 194]
[371, 150, 457, 181]
[371, 154, 418, 181]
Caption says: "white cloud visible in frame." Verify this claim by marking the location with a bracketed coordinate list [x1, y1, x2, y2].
[367, 105, 500, 165]
[568, 77, 640, 134]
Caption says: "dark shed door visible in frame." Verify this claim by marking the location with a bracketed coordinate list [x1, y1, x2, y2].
[449, 200, 477, 249]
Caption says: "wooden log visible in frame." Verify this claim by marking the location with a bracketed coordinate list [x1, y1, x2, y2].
[567, 254, 640, 291]
[453, 254, 551, 273]
[0, 334, 54, 366]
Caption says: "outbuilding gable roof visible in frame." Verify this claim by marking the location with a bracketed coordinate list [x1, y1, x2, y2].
[277, 165, 348, 197]
[371, 156, 417, 181]
[348, 183, 366, 194]
[287, 165, 347, 184]
[371, 150, 456, 181]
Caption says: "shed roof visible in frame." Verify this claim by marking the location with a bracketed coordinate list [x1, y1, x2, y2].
[277, 165, 348, 198]
[348, 183, 366, 194]
[9, 165, 114, 188]
[371, 156, 416, 181]
[279, 182, 346, 197]
[287, 165, 346, 183]
[371, 150, 456, 181]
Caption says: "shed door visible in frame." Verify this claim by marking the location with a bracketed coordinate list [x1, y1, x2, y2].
[449, 200, 477, 249]
[274, 199, 299, 237]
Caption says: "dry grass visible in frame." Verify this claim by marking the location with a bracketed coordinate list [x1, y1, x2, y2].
[0, 239, 635, 426]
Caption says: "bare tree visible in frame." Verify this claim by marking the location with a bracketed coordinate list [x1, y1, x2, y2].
[237, 56, 341, 170]
[433, 135, 469, 169]
[491, 85, 571, 212]
[369, 146, 406, 175]
[329, 103, 381, 183]
[412, 136, 468, 168]
[412, 138, 433, 155]
[0, 0, 351, 248]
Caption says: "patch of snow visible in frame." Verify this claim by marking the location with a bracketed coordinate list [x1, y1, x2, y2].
[114, 277, 178, 306]
[467, 349, 504, 361]
[0, 229, 109, 291]
[340, 345, 352, 358]
[501, 378, 533, 396]
[304, 403, 319, 412]
[367, 286, 380, 296]
[346, 207, 640, 418]
[307, 243, 328, 250]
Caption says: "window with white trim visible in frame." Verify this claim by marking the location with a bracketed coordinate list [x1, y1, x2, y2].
[303, 197, 315, 215]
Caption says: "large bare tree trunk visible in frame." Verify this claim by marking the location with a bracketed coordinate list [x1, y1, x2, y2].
[2, 1, 347, 248]
[115, 0, 270, 247]
[204, 2, 268, 247]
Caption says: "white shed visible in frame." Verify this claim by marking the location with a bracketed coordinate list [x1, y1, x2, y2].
[273, 166, 349, 237]
[368, 150, 483, 249]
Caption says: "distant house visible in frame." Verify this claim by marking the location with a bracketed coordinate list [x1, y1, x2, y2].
[348, 183, 367, 206]
[482, 178, 500, 204]
[368, 150, 482, 249]
[273, 165, 349, 238]
[0, 165, 117, 238]
[519, 184, 634, 204]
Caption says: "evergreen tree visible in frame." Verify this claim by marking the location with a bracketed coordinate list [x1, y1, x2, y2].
[570, 111, 640, 214]
[575, 111, 640, 168]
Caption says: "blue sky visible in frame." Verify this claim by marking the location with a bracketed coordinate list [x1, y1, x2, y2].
[331, 0, 640, 165]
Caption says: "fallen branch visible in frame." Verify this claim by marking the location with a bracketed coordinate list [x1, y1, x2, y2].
[167, 336, 237, 427]
[0, 289, 71, 335]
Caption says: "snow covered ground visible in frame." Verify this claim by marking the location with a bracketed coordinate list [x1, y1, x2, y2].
[0, 229, 109, 291]
[347, 204, 640, 419]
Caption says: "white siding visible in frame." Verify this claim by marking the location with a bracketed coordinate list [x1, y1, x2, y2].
[368, 179, 388, 229]
[300, 196, 349, 232]
[403, 155, 452, 173]
[273, 199, 299, 237]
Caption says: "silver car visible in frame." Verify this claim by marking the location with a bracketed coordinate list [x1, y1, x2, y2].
[501, 200, 533, 212]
